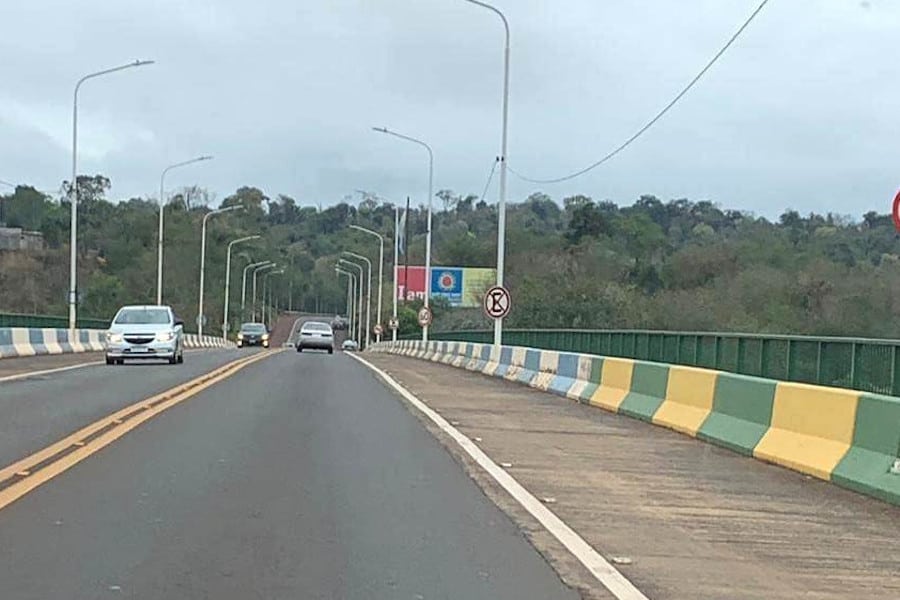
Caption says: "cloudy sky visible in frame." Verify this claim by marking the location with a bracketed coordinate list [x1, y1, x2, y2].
[1, 0, 897, 218]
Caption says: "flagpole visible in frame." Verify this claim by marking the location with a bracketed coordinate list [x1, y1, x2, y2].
[392, 206, 399, 342]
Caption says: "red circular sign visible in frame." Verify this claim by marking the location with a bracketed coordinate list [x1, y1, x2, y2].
[893, 190, 900, 232]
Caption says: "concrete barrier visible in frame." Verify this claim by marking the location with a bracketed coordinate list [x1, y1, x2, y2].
[371, 340, 900, 506]
[0, 328, 232, 360]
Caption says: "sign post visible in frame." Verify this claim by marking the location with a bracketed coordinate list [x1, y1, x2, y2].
[373, 323, 383, 343]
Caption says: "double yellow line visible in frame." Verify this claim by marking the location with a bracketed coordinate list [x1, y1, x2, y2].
[0, 349, 277, 512]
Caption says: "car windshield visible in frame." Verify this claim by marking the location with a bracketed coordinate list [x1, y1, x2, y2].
[114, 309, 170, 325]
[303, 322, 331, 332]
[241, 324, 267, 333]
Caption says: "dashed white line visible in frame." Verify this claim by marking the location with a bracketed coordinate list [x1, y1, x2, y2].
[348, 352, 651, 600]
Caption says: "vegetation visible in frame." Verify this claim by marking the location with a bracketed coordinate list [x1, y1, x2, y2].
[2, 178, 899, 338]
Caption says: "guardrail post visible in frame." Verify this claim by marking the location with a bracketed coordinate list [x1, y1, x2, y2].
[786, 339, 793, 380]
[892, 345, 898, 396]
[693, 335, 699, 366]
[815, 341, 823, 385]
[850, 342, 857, 390]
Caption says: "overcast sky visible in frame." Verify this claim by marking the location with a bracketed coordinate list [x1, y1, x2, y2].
[1, 0, 897, 218]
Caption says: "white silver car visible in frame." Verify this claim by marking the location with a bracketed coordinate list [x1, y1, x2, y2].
[105, 305, 185, 365]
[296, 321, 335, 354]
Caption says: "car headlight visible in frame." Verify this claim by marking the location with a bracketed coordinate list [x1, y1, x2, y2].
[237, 333, 244, 340]
[262, 334, 269, 341]
[106, 332, 123, 344]
[155, 330, 176, 342]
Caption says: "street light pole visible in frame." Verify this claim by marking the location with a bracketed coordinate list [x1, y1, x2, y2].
[69, 59, 154, 330]
[262, 269, 284, 328]
[372, 126, 433, 343]
[461, 0, 510, 349]
[252, 263, 277, 322]
[338, 259, 364, 348]
[198, 205, 242, 337]
[158, 155, 213, 305]
[242, 261, 272, 319]
[336, 268, 356, 343]
[349, 225, 384, 342]
[392, 208, 399, 341]
[343, 251, 372, 348]
[223, 235, 260, 340]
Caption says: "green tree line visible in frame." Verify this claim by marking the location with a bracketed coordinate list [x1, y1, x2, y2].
[2, 179, 899, 338]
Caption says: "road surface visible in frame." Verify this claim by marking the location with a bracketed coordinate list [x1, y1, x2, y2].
[0, 350, 577, 599]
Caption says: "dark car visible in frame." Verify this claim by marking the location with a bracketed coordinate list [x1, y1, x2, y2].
[237, 322, 269, 348]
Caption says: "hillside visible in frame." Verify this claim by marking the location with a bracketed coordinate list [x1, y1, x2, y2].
[2, 177, 899, 338]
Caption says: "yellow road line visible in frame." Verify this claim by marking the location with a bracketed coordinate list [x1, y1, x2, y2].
[0, 349, 278, 512]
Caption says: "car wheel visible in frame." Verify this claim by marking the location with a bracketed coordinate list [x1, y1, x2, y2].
[328, 348, 334, 355]
[177, 352, 184, 364]
[105, 356, 114, 365]
[296, 345, 303, 353]
[168, 355, 178, 365]
[116, 359, 125, 365]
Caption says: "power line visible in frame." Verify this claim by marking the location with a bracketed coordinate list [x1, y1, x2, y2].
[479, 157, 500, 201]
[508, 0, 773, 185]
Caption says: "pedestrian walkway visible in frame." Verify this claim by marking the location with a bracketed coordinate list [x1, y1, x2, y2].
[365, 354, 900, 600]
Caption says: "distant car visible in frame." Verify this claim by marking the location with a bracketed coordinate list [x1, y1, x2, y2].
[341, 339, 359, 352]
[237, 322, 269, 348]
[296, 321, 335, 354]
[105, 305, 184, 365]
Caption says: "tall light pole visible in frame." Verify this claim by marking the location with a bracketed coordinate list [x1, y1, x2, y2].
[343, 251, 372, 348]
[69, 59, 154, 330]
[158, 155, 213, 305]
[349, 225, 384, 342]
[198, 205, 242, 337]
[372, 126, 433, 342]
[338, 259, 365, 348]
[242, 260, 272, 318]
[336, 268, 357, 344]
[461, 0, 510, 349]
[252, 263, 277, 322]
[223, 235, 260, 340]
[262, 269, 284, 327]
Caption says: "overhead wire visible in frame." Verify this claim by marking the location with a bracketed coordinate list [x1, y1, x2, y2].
[508, 0, 773, 184]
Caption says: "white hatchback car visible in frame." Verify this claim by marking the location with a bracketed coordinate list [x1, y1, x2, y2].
[105, 305, 185, 365]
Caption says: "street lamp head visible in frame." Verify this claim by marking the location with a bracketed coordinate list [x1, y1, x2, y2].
[372, 126, 389, 134]
[198, 155, 213, 162]
[134, 59, 156, 67]
[218, 204, 243, 214]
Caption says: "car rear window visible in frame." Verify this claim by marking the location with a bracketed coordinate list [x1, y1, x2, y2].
[303, 322, 332, 332]
[241, 324, 267, 333]
[114, 309, 171, 325]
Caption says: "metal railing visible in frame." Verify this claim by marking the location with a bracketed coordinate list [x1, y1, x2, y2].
[0, 312, 109, 330]
[419, 329, 900, 396]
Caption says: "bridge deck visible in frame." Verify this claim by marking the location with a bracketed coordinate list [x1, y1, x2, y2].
[365, 354, 900, 600]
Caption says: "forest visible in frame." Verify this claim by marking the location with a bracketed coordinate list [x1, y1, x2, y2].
[2, 176, 899, 338]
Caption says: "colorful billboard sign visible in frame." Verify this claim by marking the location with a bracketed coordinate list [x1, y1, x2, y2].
[395, 266, 497, 308]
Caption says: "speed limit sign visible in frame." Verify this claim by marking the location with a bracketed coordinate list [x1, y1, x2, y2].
[417, 306, 433, 328]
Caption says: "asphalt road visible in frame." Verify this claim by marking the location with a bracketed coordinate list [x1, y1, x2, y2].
[0, 351, 577, 599]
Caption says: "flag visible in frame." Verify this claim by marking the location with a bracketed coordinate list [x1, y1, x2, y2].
[398, 208, 407, 255]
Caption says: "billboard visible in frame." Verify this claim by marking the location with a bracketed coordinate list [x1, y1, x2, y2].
[396, 266, 496, 308]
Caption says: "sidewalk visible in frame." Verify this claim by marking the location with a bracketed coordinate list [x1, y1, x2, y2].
[364, 353, 900, 600]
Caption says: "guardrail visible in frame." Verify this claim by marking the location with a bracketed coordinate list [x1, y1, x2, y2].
[419, 329, 900, 396]
[0, 312, 109, 330]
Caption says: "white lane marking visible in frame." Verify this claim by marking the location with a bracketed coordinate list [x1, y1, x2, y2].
[348, 352, 650, 600]
[0, 348, 240, 384]
[0, 360, 103, 383]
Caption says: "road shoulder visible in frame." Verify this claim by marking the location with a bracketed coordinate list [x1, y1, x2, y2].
[362, 353, 900, 600]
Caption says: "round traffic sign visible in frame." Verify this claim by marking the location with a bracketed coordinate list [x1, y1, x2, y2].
[389, 317, 400, 330]
[893, 190, 900, 232]
[417, 306, 433, 328]
[373, 323, 384, 336]
[483, 285, 511, 319]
